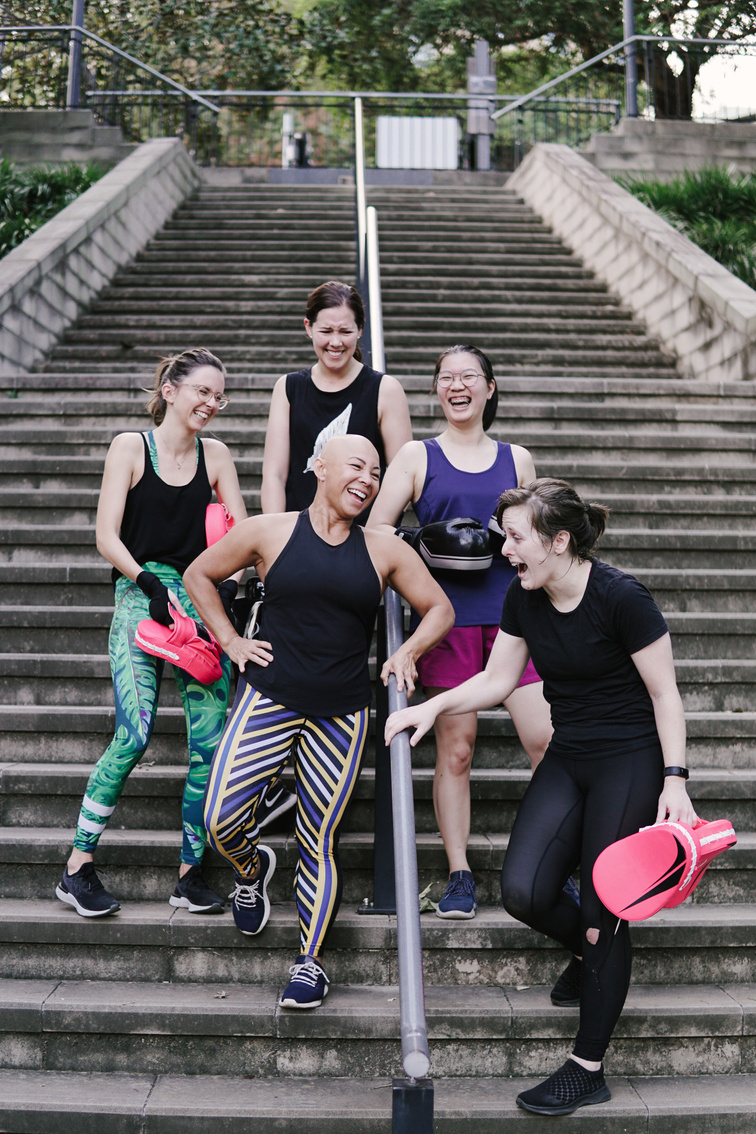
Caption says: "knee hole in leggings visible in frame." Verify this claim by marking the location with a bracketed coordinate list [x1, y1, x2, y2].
[586, 927, 599, 945]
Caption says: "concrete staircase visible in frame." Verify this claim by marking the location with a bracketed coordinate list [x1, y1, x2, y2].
[0, 109, 133, 168]
[1, 184, 755, 1129]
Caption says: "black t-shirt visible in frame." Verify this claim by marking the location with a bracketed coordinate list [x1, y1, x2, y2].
[284, 364, 386, 513]
[499, 560, 669, 756]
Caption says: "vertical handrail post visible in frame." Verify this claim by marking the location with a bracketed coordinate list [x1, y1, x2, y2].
[354, 95, 367, 291]
[66, 0, 85, 109]
[384, 588, 432, 1086]
[366, 206, 385, 372]
[623, 2, 639, 117]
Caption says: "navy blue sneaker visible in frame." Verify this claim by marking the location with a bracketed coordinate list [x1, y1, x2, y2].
[435, 870, 477, 919]
[279, 954, 330, 1009]
[230, 845, 276, 935]
[256, 780, 296, 830]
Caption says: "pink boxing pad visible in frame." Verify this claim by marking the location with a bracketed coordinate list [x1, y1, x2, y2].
[593, 818, 736, 921]
[135, 605, 223, 685]
[205, 502, 234, 547]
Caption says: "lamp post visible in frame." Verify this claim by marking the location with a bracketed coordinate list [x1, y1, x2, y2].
[623, 0, 639, 117]
[66, 0, 86, 109]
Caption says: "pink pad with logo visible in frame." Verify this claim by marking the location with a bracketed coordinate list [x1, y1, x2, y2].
[593, 818, 737, 921]
[135, 605, 223, 684]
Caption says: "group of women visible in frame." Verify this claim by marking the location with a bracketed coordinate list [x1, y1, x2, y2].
[55, 278, 695, 1115]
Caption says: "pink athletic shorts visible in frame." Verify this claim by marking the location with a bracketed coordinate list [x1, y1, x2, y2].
[417, 624, 541, 691]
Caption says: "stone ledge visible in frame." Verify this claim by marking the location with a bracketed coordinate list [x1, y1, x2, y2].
[508, 144, 756, 381]
[0, 139, 200, 374]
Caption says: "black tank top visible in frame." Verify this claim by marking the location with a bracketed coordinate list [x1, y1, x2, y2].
[113, 432, 211, 581]
[244, 510, 382, 716]
[284, 365, 386, 512]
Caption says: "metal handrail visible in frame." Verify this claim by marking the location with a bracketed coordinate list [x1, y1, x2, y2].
[492, 33, 753, 120]
[0, 24, 220, 113]
[365, 206, 385, 373]
[384, 588, 431, 1082]
[354, 96, 368, 293]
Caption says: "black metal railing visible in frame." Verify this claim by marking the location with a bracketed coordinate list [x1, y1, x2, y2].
[0, 25, 219, 158]
[494, 35, 756, 164]
[4, 27, 754, 171]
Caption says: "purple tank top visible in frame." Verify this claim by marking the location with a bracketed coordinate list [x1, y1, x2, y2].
[413, 438, 518, 626]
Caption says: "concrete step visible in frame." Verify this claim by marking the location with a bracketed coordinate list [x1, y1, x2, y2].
[0, 828, 752, 905]
[1, 651, 754, 713]
[1, 976, 755, 1079]
[1, 900, 755, 987]
[1, 1068, 754, 1133]
[1, 702, 755, 768]
[1, 762, 754, 832]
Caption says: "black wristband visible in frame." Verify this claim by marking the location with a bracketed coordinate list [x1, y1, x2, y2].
[663, 766, 689, 780]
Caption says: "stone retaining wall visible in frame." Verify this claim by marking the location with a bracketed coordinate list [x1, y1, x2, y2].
[509, 143, 756, 382]
[0, 138, 200, 375]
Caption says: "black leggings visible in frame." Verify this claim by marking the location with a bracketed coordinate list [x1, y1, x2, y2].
[500, 744, 663, 1062]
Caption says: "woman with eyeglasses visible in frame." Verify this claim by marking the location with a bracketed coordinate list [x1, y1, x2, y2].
[367, 345, 553, 919]
[56, 348, 246, 919]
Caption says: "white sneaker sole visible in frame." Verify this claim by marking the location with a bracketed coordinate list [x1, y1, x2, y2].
[434, 905, 477, 920]
[279, 984, 329, 1009]
[55, 884, 120, 918]
[169, 895, 225, 914]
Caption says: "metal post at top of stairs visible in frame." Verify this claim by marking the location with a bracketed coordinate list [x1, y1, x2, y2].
[66, 0, 85, 109]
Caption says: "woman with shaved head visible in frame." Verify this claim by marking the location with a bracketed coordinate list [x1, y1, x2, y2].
[185, 435, 453, 1008]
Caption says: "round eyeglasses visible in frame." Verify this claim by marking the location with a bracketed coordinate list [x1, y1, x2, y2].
[184, 384, 229, 410]
[435, 371, 485, 388]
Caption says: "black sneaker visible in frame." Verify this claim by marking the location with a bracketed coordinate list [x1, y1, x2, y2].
[279, 954, 330, 1009]
[551, 955, 581, 1007]
[55, 862, 120, 918]
[516, 1058, 611, 1115]
[169, 864, 225, 914]
[256, 780, 296, 830]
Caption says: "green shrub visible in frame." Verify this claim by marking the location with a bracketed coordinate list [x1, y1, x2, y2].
[0, 158, 106, 258]
[620, 167, 756, 291]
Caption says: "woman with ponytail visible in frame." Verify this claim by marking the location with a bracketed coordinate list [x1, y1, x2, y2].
[56, 348, 246, 918]
[386, 477, 695, 1116]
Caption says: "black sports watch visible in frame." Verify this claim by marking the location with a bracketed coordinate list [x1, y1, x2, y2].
[663, 766, 689, 780]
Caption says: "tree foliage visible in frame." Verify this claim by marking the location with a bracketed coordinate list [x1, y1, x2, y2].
[1, 0, 305, 90]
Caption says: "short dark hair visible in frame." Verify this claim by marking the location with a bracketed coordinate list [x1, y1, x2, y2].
[145, 347, 226, 425]
[432, 344, 498, 431]
[495, 477, 610, 561]
[305, 281, 365, 364]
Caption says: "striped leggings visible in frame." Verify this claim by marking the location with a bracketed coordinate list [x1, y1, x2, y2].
[204, 682, 369, 957]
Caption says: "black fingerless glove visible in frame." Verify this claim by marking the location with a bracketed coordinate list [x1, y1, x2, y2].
[136, 571, 173, 626]
[217, 579, 238, 624]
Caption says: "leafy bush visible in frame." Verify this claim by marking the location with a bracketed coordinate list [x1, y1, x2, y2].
[0, 159, 106, 258]
[620, 167, 756, 291]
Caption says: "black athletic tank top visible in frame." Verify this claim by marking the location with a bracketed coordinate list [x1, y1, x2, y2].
[244, 510, 382, 716]
[112, 432, 211, 581]
[284, 365, 386, 512]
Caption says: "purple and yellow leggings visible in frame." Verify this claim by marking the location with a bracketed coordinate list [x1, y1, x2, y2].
[204, 681, 369, 957]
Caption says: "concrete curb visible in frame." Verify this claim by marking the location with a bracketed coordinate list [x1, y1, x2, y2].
[0, 138, 200, 375]
[508, 144, 756, 382]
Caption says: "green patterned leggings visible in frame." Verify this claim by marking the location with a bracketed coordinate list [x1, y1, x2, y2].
[72, 563, 231, 865]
